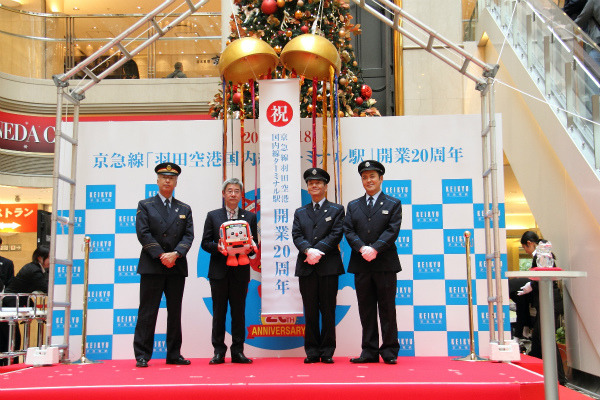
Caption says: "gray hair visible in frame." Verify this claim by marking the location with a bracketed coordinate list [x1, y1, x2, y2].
[222, 178, 243, 192]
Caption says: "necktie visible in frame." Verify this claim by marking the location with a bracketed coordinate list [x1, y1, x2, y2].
[228, 209, 235, 220]
[367, 196, 374, 208]
[314, 203, 320, 211]
[165, 199, 171, 213]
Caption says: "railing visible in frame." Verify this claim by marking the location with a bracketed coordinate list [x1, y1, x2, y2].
[485, 0, 600, 172]
[0, 5, 221, 79]
[0, 292, 47, 365]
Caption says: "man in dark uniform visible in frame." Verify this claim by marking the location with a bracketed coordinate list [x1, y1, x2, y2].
[201, 178, 257, 365]
[133, 162, 194, 368]
[343, 160, 402, 364]
[292, 167, 345, 364]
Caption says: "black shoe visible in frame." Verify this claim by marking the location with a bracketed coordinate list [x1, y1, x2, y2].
[166, 356, 191, 365]
[382, 357, 397, 364]
[135, 358, 148, 368]
[350, 356, 379, 363]
[304, 356, 320, 364]
[209, 354, 225, 365]
[321, 356, 334, 364]
[231, 352, 253, 364]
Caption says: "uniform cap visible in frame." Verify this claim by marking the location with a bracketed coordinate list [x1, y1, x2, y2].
[357, 160, 385, 175]
[155, 162, 181, 176]
[303, 167, 330, 184]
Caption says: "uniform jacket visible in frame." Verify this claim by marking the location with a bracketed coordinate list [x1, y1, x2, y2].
[0, 255, 14, 291]
[201, 207, 258, 281]
[292, 200, 345, 277]
[343, 193, 402, 274]
[4, 262, 48, 306]
[135, 195, 194, 276]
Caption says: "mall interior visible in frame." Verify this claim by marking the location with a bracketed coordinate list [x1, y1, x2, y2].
[0, 0, 599, 395]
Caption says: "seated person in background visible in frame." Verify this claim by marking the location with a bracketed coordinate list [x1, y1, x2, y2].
[1, 246, 50, 363]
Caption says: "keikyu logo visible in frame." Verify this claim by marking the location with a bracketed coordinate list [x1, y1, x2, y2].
[267, 100, 293, 127]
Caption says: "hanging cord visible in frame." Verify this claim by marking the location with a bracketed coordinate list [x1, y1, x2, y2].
[494, 0, 518, 67]
[494, 78, 600, 127]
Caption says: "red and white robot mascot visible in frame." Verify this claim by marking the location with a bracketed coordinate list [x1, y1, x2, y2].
[219, 220, 258, 267]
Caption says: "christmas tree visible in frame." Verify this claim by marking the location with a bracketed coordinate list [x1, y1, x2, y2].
[209, 0, 380, 118]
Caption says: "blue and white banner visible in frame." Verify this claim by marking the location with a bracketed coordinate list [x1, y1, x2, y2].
[51, 113, 507, 360]
[258, 79, 303, 316]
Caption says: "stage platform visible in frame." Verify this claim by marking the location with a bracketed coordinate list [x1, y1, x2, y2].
[0, 356, 590, 399]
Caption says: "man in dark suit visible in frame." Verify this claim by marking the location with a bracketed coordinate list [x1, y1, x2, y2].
[293, 167, 345, 364]
[133, 162, 194, 368]
[0, 237, 15, 291]
[201, 178, 258, 365]
[343, 160, 402, 365]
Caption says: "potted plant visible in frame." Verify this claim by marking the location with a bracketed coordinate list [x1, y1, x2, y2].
[556, 326, 569, 374]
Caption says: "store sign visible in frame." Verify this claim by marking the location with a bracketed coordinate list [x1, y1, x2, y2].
[0, 111, 55, 153]
[0, 203, 38, 232]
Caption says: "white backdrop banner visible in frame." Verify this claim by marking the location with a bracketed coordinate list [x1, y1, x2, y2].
[51, 113, 508, 361]
[258, 79, 303, 317]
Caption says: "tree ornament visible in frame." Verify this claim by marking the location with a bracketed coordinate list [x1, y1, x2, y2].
[261, 0, 278, 14]
[307, 104, 313, 113]
[301, 24, 309, 33]
[339, 77, 348, 86]
[277, 0, 285, 7]
[232, 92, 242, 104]
[297, 0, 304, 5]
[286, 29, 293, 37]
[355, 96, 363, 105]
[353, 60, 358, 67]
[274, 45, 282, 54]
[339, 28, 346, 37]
[352, 76, 358, 83]
[360, 84, 372, 99]
[295, 10, 303, 19]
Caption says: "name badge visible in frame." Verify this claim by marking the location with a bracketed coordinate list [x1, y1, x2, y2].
[382, 210, 389, 215]
[325, 216, 332, 222]
[179, 215, 186, 219]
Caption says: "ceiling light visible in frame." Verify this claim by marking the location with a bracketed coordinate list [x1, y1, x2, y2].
[73, 7, 79, 10]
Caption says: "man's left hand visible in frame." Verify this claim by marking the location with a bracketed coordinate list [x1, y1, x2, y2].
[160, 251, 179, 268]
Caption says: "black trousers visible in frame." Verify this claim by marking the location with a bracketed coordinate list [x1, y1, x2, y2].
[299, 273, 339, 358]
[354, 271, 399, 359]
[133, 274, 185, 361]
[209, 271, 249, 355]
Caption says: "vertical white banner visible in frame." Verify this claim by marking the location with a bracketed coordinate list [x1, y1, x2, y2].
[259, 79, 303, 316]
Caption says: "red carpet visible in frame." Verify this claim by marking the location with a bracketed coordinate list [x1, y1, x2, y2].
[0, 356, 589, 399]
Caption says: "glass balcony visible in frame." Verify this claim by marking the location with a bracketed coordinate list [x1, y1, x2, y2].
[0, 5, 222, 79]
[484, 0, 600, 172]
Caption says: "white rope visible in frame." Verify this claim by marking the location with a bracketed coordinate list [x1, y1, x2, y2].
[494, 78, 600, 127]
[495, 0, 518, 67]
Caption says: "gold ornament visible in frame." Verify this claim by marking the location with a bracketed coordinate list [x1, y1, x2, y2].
[339, 77, 347, 86]
[286, 29, 293, 37]
[295, 10, 303, 19]
[297, 0, 304, 5]
[274, 45, 282, 54]
[353, 60, 358, 67]
[280, 33, 341, 80]
[218, 37, 279, 83]
[277, 0, 285, 6]
[339, 29, 346, 37]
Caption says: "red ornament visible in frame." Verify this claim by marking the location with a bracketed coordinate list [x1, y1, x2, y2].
[355, 96, 363, 105]
[232, 92, 241, 104]
[261, 0, 278, 14]
[360, 84, 372, 99]
[301, 25, 309, 34]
